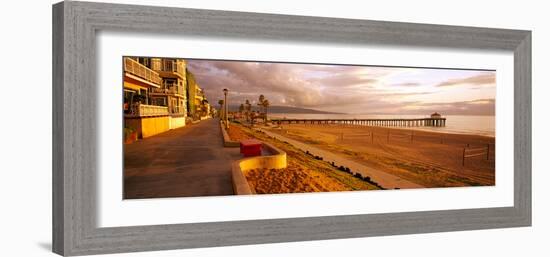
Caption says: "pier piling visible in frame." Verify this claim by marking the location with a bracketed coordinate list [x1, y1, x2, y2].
[273, 117, 446, 127]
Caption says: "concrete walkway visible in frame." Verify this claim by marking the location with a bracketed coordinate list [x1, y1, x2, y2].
[260, 129, 423, 189]
[124, 118, 241, 199]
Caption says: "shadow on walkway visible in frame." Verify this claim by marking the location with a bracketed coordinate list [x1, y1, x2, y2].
[124, 118, 241, 199]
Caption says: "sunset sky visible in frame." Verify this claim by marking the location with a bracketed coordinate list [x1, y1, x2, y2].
[186, 59, 496, 115]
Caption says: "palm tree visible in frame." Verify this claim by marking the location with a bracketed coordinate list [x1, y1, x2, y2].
[258, 95, 269, 123]
[258, 94, 265, 114]
[239, 103, 245, 120]
[245, 99, 251, 123]
[262, 99, 270, 123]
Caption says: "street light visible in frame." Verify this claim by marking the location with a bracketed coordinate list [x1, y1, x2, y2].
[223, 88, 229, 129]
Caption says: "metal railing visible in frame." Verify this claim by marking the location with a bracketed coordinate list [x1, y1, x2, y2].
[124, 58, 162, 85]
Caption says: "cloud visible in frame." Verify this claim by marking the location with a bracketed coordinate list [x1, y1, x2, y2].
[436, 73, 495, 87]
[374, 91, 433, 97]
[185, 59, 495, 115]
[406, 98, 495, 115]
[309, 74, 377, 88]
[187, 60, 380, 108]
[392, 82, 422, 87]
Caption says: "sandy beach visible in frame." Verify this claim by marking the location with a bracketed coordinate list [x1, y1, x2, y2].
[227, 124, 381, 194]
[265, 123, 495, 188]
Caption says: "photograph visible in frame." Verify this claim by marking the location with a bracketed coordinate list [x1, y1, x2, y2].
[42, 1, 537, 255]
[122, 56, 496, 199]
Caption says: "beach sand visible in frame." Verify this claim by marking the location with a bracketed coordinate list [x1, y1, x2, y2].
[266, 124, 495, 188]
[227, 124, 381, 194]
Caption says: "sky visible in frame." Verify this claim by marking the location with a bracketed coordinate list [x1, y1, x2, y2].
[186, 59, 496, 115]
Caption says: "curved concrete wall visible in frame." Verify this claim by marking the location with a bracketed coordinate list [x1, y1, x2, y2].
[232, 142, 287, 195]
[220, 121, 241, 147]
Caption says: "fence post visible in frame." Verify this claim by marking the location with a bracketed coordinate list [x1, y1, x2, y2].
[462, 147, 466, 166]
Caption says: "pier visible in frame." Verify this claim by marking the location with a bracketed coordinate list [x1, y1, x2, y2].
[271, 112, 446, 127]
[271, 117, 446, 127]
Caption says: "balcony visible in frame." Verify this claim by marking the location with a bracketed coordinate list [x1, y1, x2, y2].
[151, 87, 185, 96]
[126, 103, 169, 117]
[124, 58, 162, 86]
[170, 106, 186, 115]
[158, 60, 186, 78]
[196, 92, 206, 100]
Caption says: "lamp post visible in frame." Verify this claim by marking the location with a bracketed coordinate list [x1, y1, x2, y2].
[223, 88, 229, 129]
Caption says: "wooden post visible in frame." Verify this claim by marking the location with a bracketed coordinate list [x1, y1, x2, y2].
[462, 147, 466, 166]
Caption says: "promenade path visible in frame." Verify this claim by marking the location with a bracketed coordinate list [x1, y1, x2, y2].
[260, 128, 423, 189]
[124, 118, 241, 199]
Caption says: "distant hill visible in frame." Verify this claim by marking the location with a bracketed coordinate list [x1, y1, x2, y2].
[227, 105, 342, 114]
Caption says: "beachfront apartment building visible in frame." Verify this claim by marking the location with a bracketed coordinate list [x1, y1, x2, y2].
[186, 70, 211, 120]
[147, 58, 188, 129]
[123, 57, 163, 112]
[123, 57, 190, 139]
[123, 57, 172, 139]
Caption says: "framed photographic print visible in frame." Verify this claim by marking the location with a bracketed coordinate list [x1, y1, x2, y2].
[52, 1, 531, 256]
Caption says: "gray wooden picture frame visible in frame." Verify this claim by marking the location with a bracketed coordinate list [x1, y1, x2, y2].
[52, 1, 531, 256]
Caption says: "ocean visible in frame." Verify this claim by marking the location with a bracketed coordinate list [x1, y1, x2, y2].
[268, 113, 495, 137]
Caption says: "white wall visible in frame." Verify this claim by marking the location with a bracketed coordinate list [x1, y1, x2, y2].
[0, 0, 547, 256]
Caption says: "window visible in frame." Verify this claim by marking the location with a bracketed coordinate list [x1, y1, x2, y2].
[123, 90, 136, 113]
[164, 79, 176, 89]
[151, 97, 166, 106]
[172, 99, 180, 114]
[139, 89, 148, 104]
[136, 57, 150, 68]
[162, 59, 176, 72]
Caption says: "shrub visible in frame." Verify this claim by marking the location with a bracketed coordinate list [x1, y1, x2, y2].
[123, 126, 135, 138]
